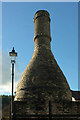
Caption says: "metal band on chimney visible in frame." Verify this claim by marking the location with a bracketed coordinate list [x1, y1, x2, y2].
[34, 15, 51, 23]
[34, 34, 51, 42]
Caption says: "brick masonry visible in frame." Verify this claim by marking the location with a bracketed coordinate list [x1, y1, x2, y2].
[14, 100, 80, 115]
[14, 10, 80, 119]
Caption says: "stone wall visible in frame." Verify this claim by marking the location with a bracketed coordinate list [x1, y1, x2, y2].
[14, 101, 80, 118]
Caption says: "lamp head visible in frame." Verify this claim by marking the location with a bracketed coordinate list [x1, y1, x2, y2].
[9, 47, 17, 63]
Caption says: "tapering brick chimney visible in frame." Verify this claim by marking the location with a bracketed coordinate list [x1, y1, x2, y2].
[14, 10, 72, 114]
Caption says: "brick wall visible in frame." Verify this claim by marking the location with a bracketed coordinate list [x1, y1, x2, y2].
[14, 100, 80, 116]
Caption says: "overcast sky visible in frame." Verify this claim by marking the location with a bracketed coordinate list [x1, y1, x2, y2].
[0, 1, 79, 95]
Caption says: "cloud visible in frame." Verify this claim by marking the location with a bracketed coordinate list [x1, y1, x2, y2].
[0, 81, 18, 95]
[0, 51, 21, 95]
[2, 52, 11, 85]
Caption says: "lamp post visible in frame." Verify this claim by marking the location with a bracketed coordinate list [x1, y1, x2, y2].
[9, 47, 17, 120]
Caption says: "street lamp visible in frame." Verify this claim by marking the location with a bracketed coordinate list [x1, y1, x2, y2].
[9, 47, 17, 120]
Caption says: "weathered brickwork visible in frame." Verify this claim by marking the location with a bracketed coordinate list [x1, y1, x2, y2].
[14, 10, 72, 102]
[14, 10, 80, 119]
[14, 101, 80, 115]
[13, 101, 80, 120]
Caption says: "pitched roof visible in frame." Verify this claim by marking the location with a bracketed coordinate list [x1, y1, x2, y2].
[71, 90, 80, 100]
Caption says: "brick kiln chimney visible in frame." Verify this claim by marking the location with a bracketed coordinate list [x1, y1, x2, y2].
[14, 10, 72, 113]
